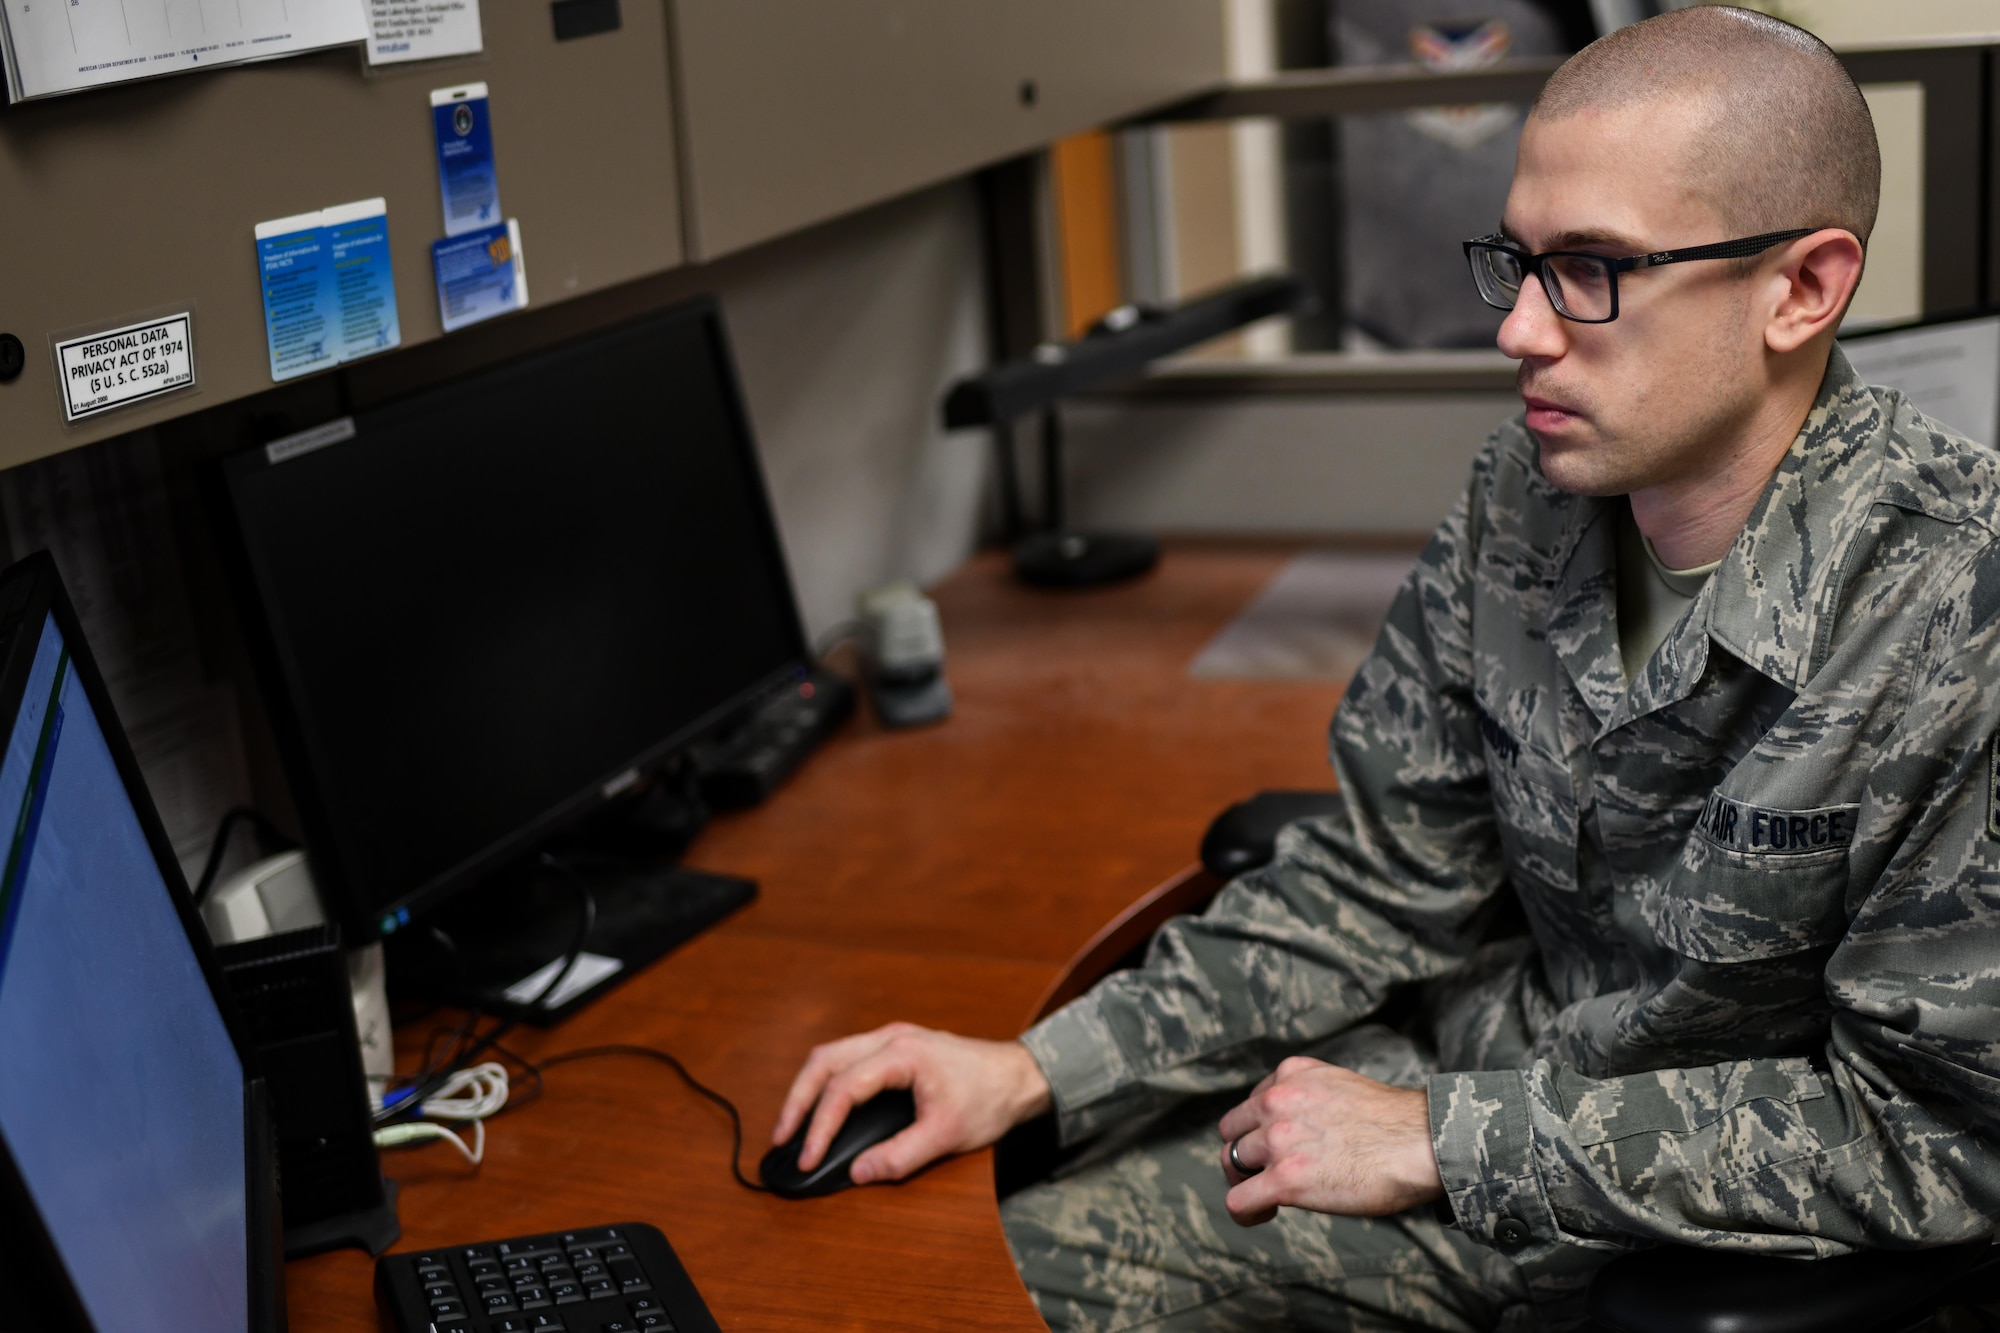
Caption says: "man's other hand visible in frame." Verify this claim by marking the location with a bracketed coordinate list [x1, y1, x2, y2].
[1217, 1056, 1444, 1226]
[772, 1023, 1053, 1185]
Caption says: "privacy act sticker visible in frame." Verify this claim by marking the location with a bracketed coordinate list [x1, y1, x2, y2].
[54, 313, 195, 423]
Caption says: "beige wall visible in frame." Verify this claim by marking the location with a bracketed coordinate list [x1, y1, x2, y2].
[1844, 83, 1925, 330]
[1063, 392, 1515, 537]
[1739, 2, 2000, 44]
[723, 183, 993, 637]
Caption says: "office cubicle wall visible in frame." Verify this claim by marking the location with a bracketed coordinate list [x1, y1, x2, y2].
[670, 0, 1226, 261]
[0, 3, 683, 469]
[1840, 47, 1989, 320]
[1064, 385, 1512, 537]
[0, 2, 1231, 472]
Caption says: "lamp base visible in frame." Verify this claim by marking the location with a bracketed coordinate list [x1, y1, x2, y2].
[1014, 532, 1160, 588]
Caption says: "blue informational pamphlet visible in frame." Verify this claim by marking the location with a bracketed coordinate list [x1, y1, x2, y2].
[324, 199, 401, 361]
[431, 82, 501, 237]
[254, 199, 402, 382]
[255, 211, 336, 382]
[431, 219, 528, 333]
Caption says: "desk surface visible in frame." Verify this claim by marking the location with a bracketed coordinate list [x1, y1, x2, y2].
[286, 541, 1358, 1333]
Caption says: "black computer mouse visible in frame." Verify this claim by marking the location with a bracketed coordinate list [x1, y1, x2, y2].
[759, 1088, 917, 1199]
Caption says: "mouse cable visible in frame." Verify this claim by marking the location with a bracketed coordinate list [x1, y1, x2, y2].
[379, 987, 485, 1116]
[378, 862, 596, 1125]
[372, 1061, 509, 1169]
[379, 1003, 518, 1125]
[529, 1044, 770, 1193]
[485, 1036, 546, 1111]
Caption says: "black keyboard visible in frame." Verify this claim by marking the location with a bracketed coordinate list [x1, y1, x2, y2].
[375, 1222, 721, 1333]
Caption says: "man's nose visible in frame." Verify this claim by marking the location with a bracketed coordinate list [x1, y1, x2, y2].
[1495, 273, 1569, 361]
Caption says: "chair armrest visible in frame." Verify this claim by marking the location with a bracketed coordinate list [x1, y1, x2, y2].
[996, 864, 1222, 1201]
[1023, 865, 1223, 1026]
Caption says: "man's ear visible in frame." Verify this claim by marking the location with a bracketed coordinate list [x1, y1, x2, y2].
[1765, 229, 1866, 354]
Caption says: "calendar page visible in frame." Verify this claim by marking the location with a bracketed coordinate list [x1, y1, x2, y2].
[0, 0, 367, 101]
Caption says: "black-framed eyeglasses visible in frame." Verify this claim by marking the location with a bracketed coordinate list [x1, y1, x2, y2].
[1463, 228, 1815, 324]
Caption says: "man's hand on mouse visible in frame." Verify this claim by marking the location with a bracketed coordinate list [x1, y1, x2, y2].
[774, 1023, 1053, 1184]
[1216, 1056, 1444, 1226]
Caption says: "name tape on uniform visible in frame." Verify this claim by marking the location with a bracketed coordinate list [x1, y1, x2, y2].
[1988, 734, 2000, 839]
[1697, 793, 1857, 856]
[54, 314, 194, 423]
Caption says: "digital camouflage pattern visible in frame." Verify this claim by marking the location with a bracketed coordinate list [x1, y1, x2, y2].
[1021, 347, 2000, 1294]
[1003, 1028, 1552, 1333]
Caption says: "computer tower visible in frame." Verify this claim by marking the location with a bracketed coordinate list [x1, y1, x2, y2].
[215, 924, 400, 1258]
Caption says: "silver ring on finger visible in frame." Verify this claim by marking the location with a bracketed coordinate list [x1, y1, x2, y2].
[1229, 1135, 1260, 1177]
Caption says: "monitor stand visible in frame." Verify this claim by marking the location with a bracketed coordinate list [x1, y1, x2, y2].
[387, 833, 757, 1026]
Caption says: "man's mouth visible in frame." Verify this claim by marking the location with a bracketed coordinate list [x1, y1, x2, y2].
[1520, 390, 1583, 434]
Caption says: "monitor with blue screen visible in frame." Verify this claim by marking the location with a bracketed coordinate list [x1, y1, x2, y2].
[0, 552, 283, 1332]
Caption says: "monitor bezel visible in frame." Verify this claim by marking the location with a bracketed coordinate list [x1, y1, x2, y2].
[212, 296, 813, 942]
[0, 551, 279, 1332]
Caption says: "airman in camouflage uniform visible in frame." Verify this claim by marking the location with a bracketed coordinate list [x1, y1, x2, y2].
[1005, 347, 2000, 1327]
[774, 9, 2000, 1331]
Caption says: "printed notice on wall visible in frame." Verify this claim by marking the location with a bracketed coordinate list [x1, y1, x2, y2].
[432, 218, 528, 332]
[54, 314, 196, 423]
[254, 199, 401, 382]
[256, 212, 338, 381]
[0, 0, 368, 102]
[431, 83, 501, 236]
[366, 0, 482, 65]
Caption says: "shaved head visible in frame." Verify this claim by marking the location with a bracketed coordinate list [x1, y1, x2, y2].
[1531, 5, 1879, 246]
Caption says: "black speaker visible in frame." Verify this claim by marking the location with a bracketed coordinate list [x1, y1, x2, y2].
[215, 923, 400, 1257]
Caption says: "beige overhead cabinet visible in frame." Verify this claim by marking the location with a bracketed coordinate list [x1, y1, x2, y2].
[0, 2, 682, 468]
[0, 0, 1228, 468]
[668, 0, 1227, 261]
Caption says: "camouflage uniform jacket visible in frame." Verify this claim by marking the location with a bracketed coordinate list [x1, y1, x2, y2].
[1021, 347, 2000, 1261]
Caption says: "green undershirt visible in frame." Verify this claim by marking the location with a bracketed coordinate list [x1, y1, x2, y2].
[1615, 501, 1721, 681]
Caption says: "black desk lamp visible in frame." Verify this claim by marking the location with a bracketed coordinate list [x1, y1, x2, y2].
[943, 272, 1316, 587]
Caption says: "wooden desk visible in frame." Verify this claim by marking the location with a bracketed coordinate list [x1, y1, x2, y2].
[285, 541, 1357, 1332]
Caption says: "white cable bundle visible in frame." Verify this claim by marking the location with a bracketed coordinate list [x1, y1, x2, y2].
[372, 1062, 510, 1166]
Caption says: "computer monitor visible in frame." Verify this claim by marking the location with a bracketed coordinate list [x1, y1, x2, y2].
[211, 298, 804, 997]
[0, 552, 283, 1332]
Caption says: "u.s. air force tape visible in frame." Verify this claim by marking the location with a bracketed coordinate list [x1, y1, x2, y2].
[1988, 735, 2000, 839]
[1696, 792, 1857, 855]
